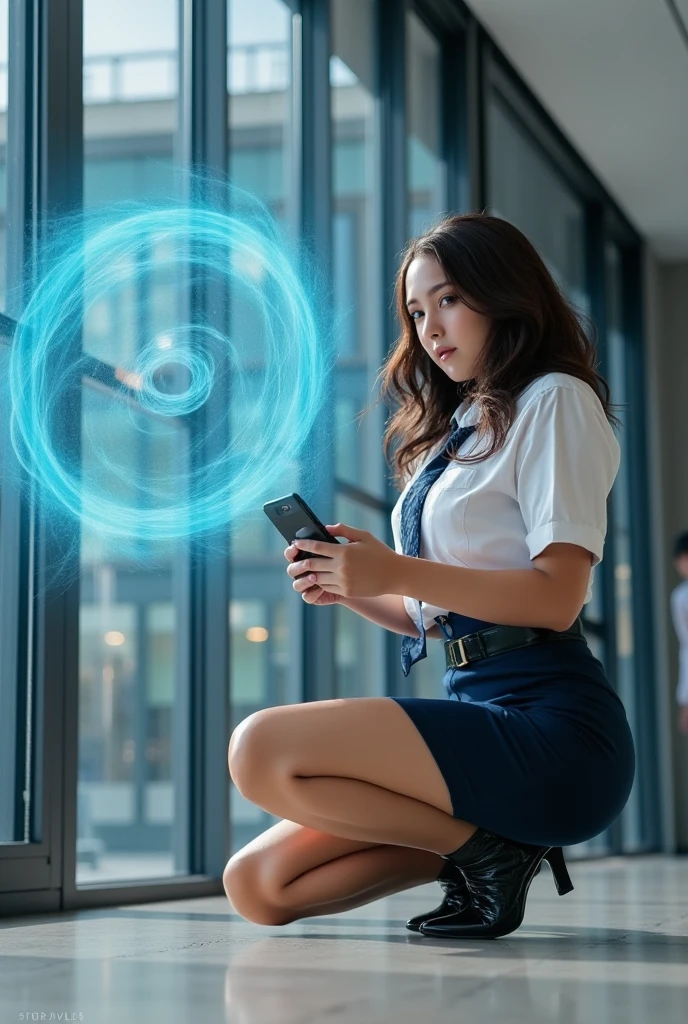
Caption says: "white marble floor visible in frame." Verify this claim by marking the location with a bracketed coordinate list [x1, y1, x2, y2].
[1, 855, 687, 1024]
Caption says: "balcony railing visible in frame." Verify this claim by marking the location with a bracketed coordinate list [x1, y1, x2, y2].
[0, 43, 291, 112]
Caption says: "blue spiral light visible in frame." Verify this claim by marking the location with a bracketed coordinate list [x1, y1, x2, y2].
[8, 183, 335, 551]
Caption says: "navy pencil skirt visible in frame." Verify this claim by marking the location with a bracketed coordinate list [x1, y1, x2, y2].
[391, 611, 636, 848]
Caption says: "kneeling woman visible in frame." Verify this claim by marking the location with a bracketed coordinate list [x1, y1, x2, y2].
[223, 212, 635, 939]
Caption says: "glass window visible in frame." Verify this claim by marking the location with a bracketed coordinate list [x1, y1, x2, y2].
[0, 338, 25, 844]
[487, 93, 621, 857]
[605, 241, 642, 851]
[332, 496, 388, 699]
[227, 0, 295, 851]
[78, 0, 187, 885]
[228, 0, 292, 223]
[83, 0, 179, 369]
[78, 385, 191, 884]
[331, 0, 386, 501]
[329, 2, 389, 698]
[0, 0, 28, 847]
[0, 0, 7, 310]
[488, 95, 587, 310]
[404, 14, 448, 701]
[406, 11, 446, 238]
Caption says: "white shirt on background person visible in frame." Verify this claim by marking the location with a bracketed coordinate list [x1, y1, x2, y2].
[391, 371, 621, 633]
[669, 580, 688, 707]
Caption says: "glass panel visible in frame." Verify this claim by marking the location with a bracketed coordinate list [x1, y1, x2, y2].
[227, 0, 295, 852]
[0, 339, 29, 844]
[330, 0, 386, 501]
[488, 95, 588, 311]
[0, 347, 8, 839]
[228, 0, 292, 222]
[78, 385, 190, 883]
[0, 4, 29, 847]
[0, 0, 7, 310]
[487, 96, 614, 858]
[332, 496, 387, 698]
[79, 0, 185, 885]
[83, 0, 180, 368]
[406, 12, 446, 238]
[229, 593, 301, 851]
[605, 241, 642, 851]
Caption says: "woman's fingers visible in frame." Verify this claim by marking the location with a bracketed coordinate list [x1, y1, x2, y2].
[284, 544, 321, 601]
[293, 575, 315, 592]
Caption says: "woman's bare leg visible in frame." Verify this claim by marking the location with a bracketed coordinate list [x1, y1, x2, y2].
[223, 818, 445, 925]
[228, 698, 476, 854]
[224, 697, 481, 924]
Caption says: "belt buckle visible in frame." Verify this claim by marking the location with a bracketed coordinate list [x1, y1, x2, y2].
[450, 635, 470, 669]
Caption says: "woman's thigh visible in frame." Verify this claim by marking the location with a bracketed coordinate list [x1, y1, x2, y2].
[228, 697, 453, 816]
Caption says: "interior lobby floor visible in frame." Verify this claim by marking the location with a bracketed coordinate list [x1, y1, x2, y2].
[1, 854, 686, 1024]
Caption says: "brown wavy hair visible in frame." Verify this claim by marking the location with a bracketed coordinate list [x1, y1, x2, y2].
[360, 212, 623, 491]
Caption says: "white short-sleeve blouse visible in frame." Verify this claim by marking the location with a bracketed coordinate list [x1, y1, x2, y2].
[390, 372, 621, 632]
[670, 581, 688, 706]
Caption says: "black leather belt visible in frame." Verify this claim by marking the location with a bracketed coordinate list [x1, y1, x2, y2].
[438, 615, 586, 671]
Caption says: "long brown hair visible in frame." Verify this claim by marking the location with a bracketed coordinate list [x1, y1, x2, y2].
[361, 212, 623, 491]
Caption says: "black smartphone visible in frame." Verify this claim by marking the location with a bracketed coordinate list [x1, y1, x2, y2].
[263, 492, 341, 580]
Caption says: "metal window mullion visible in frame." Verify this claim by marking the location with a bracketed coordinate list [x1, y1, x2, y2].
[35, 0, 84, 909]
[296, 0, 335, 705]
[0, 0, 35, 872]
[466, 17, 486, 211]
[179, 0, 230, 881]
[378, 0, 409, 697]
[441, 26, 468, 214]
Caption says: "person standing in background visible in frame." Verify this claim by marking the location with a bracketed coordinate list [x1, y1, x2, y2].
[670, 531, 688, 735]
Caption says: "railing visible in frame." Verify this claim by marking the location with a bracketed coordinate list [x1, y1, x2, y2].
[0, 43, 291, 112]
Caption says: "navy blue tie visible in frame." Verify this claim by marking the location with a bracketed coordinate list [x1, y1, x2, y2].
[400, 420, 477, 676]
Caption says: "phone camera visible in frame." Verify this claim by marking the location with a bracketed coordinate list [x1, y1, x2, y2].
[280, 504, 291, 512]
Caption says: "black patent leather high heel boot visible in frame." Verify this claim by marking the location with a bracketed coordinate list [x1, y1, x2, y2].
[419, 828, 574, 939]
[406, 852, 547, 932]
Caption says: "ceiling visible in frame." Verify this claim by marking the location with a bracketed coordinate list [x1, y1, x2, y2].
[465, 0, 688, 260]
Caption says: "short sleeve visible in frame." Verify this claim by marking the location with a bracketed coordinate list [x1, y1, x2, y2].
[514, 385, 621, 567]
[670, 586, 688, 646]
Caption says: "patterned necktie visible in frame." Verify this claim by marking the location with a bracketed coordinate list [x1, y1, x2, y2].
[400, 420, 477, 676]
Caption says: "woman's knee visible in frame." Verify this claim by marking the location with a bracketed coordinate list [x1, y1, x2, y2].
[222, 853, 293, 926]
[228, 709, 279, 802]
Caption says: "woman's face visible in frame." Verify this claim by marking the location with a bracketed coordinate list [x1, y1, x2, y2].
[405, 256, 491, 382]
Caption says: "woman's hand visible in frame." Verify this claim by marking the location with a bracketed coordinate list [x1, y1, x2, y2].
[286, 523, 398, 600]
[284, 538, 343, 606]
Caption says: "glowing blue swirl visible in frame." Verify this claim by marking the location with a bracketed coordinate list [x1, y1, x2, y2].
[8, 187, 334, 546]
[136, 327, 216, 417]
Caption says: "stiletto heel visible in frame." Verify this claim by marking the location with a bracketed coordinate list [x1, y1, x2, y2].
[545, 846, 574, 895]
